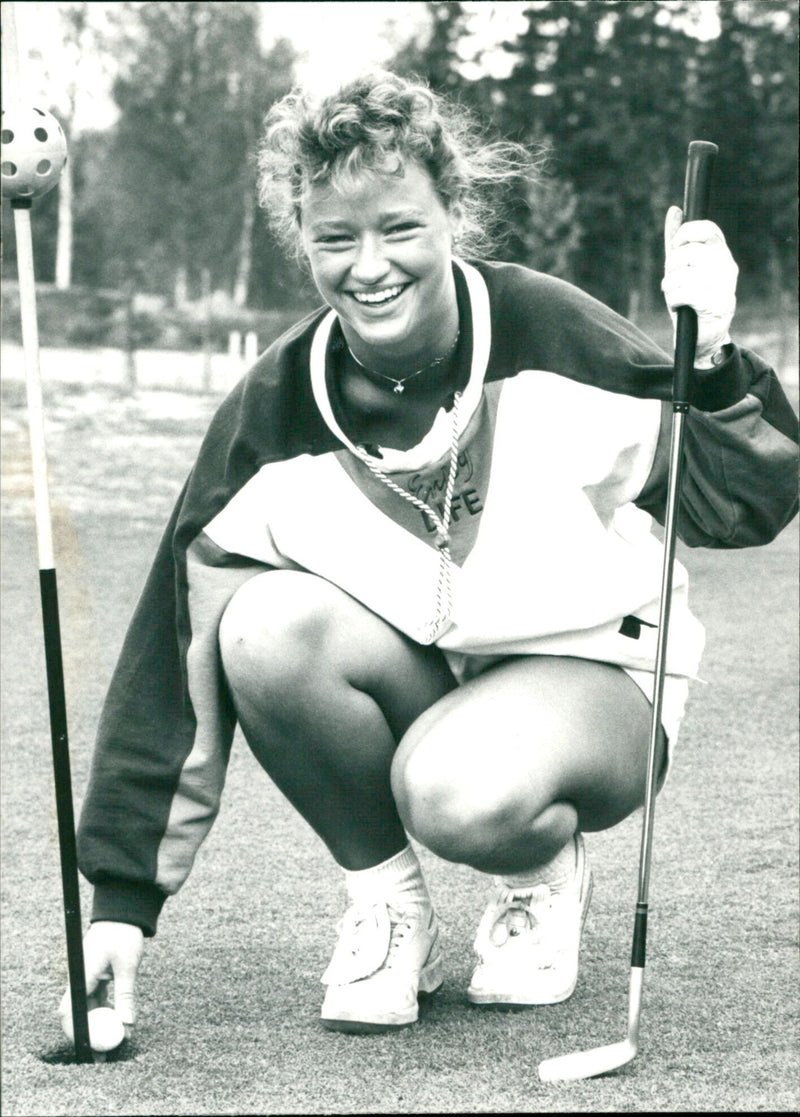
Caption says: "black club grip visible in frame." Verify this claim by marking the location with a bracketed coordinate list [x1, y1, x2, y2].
[674, 140, 719, 408]
[682, 140, 718, 222]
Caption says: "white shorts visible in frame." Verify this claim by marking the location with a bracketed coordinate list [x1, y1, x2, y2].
[622, 666, 691, 747]
[443, 652, 692, 781]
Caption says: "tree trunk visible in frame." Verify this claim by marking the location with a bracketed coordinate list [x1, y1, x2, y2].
[123, 279, 137, 393]
[174, 266, 189, 308]
[201, 267, 212, 393]
[54, 136, 73, 290]
[233, 187, 256, 308]
[769, 241, 795, 373]
[620, 223, 634, 321]
[626, 229, 656, 324]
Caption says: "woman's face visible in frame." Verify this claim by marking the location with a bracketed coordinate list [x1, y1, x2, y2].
[300, 159, 460, 368]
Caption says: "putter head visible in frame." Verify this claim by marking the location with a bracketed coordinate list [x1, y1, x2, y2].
[538, 1038, 637, 1083]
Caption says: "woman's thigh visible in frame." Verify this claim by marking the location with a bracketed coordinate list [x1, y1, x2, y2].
[393, 654, 666, 834]
[219, 569, 459, 742]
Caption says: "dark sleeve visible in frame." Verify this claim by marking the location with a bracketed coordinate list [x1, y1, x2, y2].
[76, 376, 280, 935]
[74, 316, 334, 936]
[636, 345, 799, 547]
[76, 492, 200, 936]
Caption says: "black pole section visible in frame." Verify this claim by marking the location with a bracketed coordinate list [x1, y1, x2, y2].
[673, 142, 718, 409]
[39, 568, 93, 1063]
[630, 903, 648, 969]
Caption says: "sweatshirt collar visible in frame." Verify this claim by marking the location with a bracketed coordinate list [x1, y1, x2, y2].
[309, 258, 491, 471]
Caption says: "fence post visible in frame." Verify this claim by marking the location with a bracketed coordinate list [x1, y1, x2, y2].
[123, 279, 137, 393]
[244, 330, 258, 367]
[201, 268, 212, 393]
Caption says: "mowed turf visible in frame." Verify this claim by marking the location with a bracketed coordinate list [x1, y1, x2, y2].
[1, 371, 797, 1115]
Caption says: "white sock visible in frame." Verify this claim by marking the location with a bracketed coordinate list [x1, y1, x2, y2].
[344, 845, 430, 908]
[500, 835, 578, 895]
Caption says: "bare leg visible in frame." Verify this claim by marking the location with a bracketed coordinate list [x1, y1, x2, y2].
[392, 655, 666, 875]
[218, 570, 457, 869]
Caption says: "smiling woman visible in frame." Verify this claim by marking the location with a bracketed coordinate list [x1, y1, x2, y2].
[255, 71, 540, 451]
[68, 68, 798, 1048]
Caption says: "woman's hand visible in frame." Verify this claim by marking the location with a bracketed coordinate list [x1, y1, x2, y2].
[59, 920, 145, 1038]
[661, 205, 738, 367]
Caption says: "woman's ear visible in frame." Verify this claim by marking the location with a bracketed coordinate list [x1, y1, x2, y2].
[448, 201, 465, 246]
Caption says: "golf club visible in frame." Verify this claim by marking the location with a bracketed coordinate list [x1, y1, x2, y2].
[538, 139, 719, 1083]
[1, 1, 93, 1064]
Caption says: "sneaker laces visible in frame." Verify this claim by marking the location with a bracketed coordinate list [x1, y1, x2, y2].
[322, 900, 422, 986]
[478, 884, 565, 970]
[384, 905, 414, 971]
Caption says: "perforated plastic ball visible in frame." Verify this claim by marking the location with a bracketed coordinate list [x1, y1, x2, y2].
[1, 104, 67, 200]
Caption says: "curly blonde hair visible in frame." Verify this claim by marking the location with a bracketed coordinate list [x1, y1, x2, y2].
[256, 69, 544, 261]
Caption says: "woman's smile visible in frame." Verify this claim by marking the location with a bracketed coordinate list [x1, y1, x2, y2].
[349, 283, 410, 308]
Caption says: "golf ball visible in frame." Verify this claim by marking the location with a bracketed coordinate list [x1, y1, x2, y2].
[62, 1006, 126, 1053]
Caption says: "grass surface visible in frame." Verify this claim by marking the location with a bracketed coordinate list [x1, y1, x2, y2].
[1, 361, 798, 1115]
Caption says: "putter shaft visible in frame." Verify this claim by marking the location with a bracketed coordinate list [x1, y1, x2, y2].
[537, 141, 717, 1084]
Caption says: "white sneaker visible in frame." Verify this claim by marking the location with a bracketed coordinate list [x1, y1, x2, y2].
[467, 835, 592, 1006]
[320, 899, 443, 1033]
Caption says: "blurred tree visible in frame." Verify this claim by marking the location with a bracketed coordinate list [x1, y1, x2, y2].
[69, 129, 116, 289]
[690, 2, 767, 299]
[521, 173, 583, 282]
[391, 0, 474, 94]
[745, 0, 798, 373]
[391, 2, 560, 265]
[101, 1, 296, 306]
[394, 0, 797, 319]
[692, 0, 797, 305]
[497, 0, 698, 316]
[1, 0, 106, 287]
[390, 0, 500, 111]
[48, 2, 114, 290]
[750, 1, 798, 297]
[6, 0, 793, 328]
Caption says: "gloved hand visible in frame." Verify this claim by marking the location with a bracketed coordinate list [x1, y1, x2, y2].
[661, 205, 738, 368]
[59, 921, 145, 1037]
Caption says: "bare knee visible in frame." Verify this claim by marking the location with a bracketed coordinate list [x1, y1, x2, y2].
[219, 570, 345, 697]
[392, 736, 540, 866]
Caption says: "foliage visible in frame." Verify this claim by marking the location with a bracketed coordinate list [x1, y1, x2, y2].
[391, 0, 798, 315]
[101, 2, 298, 303]
[521, 174, 583, 282]
[0, 279, 307, 353]
[2, 2, 308, 310]
[692, 0, 798, 299]
[1, 0, 795, 330]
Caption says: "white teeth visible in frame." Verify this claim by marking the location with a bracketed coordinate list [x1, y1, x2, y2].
[352, 285, 405, 305]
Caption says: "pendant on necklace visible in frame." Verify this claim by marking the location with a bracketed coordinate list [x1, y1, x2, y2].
[393, 383, 404, 394]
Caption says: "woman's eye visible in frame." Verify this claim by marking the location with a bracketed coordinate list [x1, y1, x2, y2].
[387, 223, 418, 235]
[316, 234, 351, 247]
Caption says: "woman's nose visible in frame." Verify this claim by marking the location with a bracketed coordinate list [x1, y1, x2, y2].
[350, 234, 391, 285]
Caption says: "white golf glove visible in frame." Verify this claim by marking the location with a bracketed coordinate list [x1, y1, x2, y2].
[58, 920, 144, 1036]
[661, 204, 738, 368]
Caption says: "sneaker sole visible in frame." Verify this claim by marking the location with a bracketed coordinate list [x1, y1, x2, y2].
[467, 866, 593, 1008]
[320, 954, 444, 1034]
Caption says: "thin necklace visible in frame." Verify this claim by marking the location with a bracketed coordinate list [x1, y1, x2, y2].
[348, 330, 460, 394]
[354, 392, 462, 645]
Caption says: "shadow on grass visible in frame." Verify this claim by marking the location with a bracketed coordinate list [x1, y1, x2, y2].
[38, 1038, 138, 1065]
